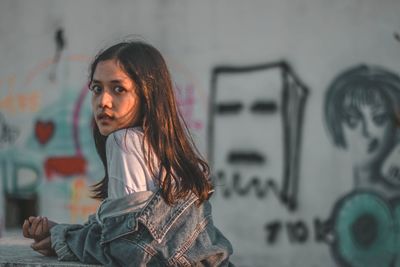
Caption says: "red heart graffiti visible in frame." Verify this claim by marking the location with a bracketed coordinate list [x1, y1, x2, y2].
[35, 120, 55, 145]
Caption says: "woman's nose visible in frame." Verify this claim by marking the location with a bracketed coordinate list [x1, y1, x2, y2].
[98, 91, 112, 108]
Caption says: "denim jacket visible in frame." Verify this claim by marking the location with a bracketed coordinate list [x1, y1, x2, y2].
[50, 190, 234, 266]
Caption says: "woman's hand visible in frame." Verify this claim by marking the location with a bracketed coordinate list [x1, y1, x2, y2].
[30, 236, 57, 256]
[22, 216, 58, 256]
[23, 216, 57, 241]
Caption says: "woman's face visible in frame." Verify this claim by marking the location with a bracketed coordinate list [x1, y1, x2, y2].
[90, 59, 141, 136]
[342, 95, 396, 169]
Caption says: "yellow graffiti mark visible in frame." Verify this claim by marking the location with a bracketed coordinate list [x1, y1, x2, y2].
[66, 176, 99, 223]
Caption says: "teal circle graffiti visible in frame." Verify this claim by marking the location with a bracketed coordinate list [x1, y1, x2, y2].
[333, 192, 395, 267]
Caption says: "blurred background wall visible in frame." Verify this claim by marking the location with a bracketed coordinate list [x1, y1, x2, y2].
[1, 0, 400, 266]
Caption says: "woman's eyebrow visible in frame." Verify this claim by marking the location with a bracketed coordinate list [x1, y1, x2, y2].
[109, 79, 126, 84]
[91, 79, 101, 83]
[91, 79, 126, 84]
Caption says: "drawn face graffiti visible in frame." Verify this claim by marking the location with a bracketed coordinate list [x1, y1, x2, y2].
[210, 65, 307, 207]
[341, 93, 396, 170]
[212, 68, 284, 194]
[208, 63, 308, 253]
[90, 59, 141, 136]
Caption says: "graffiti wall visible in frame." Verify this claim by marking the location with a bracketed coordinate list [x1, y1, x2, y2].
[1, 0, 400, 266]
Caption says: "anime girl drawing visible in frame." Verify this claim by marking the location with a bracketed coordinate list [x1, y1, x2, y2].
[324, 65, 400, 267]
[325, 64, 400, 197]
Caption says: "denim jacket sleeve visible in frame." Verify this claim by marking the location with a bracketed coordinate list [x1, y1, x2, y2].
[50, 214, 107, 264]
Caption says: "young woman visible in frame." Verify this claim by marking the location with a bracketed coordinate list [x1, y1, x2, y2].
[22, 40, 234, 266]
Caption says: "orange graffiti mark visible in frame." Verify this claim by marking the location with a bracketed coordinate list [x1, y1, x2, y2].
[65, 177, 99, 223]
[0, 75, 40, 114]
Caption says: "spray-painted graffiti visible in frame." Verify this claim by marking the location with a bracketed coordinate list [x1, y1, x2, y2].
[0, 150, 42, 197]
[36, 85, 91, 180]
[65, 176, 99, 223]
[0, 49, 101, 227]
[264, 217, 332, 245]
[49, 28, 67, 82]
[208, 61, 309, 254]
[324, 65, 400, 267]
[0, 113, 19, 146]
[330, 192, 400, 267]
[44, 156, 87, 180]
[167, 57, 207, 134]
[325, 65, 400, 193]
[175, 83, 203, 130]
[209, 61, 308, 210]
[35, 120, 55, 145]
[0, 75, 41, 114]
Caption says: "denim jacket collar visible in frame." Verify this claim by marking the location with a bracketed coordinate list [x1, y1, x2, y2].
[99, 190, 198, 244]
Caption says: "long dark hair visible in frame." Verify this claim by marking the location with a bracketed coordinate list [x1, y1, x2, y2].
[90, 40, 212, 204]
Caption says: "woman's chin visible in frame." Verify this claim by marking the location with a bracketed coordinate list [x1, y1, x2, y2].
[98, 127, 113, 136]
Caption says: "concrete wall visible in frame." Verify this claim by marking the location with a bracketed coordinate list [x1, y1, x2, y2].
[1, 0, 400, 266]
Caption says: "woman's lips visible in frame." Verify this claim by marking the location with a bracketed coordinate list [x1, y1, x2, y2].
[97, 114, 114, 124]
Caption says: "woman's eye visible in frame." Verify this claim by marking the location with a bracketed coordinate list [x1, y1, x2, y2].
[90, 85, 102, 94]
[114, 86, 125, 93]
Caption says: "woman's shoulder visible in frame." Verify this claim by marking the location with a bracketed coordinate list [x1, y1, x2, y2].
[106, 127, 144, 153]
[109, 127, 144, 140]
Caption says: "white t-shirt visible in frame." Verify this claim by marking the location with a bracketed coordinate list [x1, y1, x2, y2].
[106, 127, 159, 199]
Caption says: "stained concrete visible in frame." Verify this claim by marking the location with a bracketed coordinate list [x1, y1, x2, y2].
[0, 230, 101, 267]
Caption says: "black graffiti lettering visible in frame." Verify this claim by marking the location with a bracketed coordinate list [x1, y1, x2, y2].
[286, 221, 308, 243]
[264, 221, 282, 244]
[314, 217, 333, 242]
[232, 172, 278, 199]
[314, 218, 327, 242]
[265, 217, 330, 245]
